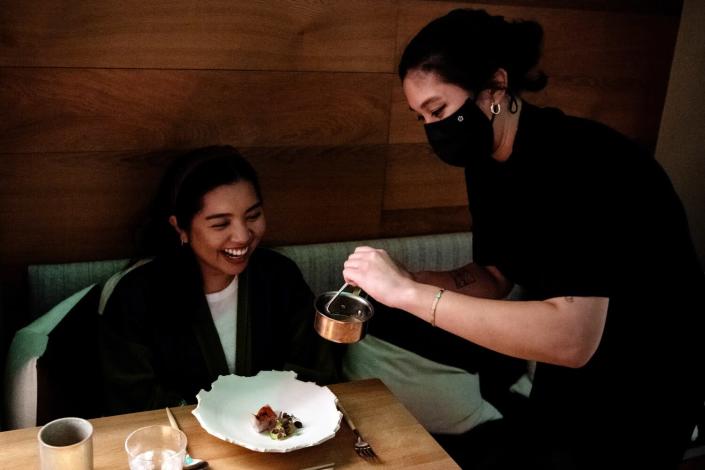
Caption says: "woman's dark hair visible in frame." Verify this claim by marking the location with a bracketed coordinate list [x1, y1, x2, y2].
[137, 145, 262, 257]
[398, 8, 547, 96]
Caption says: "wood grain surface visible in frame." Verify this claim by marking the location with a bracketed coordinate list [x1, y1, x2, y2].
[0, 0, 398, 72]
[0, 379, 461, 469]
[391, 2, 679, 149]
[0, 0, 681, 325]
[0, 69, 392, 153]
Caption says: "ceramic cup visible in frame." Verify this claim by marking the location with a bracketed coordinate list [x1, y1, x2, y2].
[38, 416, 94, 470]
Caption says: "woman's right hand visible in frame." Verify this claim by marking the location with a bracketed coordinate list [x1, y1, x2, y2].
[342, 246, 415, 309]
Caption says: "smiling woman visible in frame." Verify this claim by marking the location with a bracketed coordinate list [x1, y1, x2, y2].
[169, 176, 266, 294]
[99, 146, 341, 415]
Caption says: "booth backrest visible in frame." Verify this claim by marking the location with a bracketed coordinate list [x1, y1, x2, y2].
[6, 232, 475, 430]
[26, 232, 474, 319]
[28, 259, 131, 320]
[275, 232, 473, 296]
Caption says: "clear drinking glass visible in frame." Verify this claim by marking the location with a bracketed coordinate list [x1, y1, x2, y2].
[125, 425, 187, 470]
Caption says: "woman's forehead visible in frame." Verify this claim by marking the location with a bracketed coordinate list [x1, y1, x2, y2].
[403, 70, 468, 110]
[200, 182, 258, 209]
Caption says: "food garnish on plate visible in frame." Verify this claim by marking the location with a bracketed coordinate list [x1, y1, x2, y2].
[251, 404, 303, 440]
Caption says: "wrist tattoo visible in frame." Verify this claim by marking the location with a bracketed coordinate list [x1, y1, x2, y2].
[451, 267, 476, 289]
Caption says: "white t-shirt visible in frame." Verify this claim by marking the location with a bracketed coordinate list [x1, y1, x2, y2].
[206, 276, 238, 374]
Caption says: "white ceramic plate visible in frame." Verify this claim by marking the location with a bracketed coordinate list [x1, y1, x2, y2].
[192, 370, 342, 453]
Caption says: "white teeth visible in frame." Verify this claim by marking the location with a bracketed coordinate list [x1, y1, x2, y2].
[224, 247, 249, 257]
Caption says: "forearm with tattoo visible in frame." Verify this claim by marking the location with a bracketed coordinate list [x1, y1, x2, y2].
[450, 266, 477, 289]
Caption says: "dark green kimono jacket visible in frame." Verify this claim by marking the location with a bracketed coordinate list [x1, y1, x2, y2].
[100, 247, 340, 415]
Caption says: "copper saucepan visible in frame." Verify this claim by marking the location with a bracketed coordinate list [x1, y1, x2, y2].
[314, 286, 374, 344]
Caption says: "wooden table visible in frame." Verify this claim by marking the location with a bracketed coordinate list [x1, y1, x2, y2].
[0, 379, 460, 469]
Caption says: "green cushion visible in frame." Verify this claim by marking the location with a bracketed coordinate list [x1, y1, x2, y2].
[25, 233, 474, 317]
[343, 335, 503, 434]
[275, 232, 473, 296]
[4, 285, 95, 429]
[27, 259, 129, 319]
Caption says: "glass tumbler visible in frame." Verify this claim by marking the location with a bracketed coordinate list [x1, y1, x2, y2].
[125, 425, 187, 470]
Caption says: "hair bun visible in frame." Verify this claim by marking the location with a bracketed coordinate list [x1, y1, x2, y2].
[503, 19, 547, 92]
[399, 8, 548, 94]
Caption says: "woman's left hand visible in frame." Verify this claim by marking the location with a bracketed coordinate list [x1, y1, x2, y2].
[342, 246, 414, 308]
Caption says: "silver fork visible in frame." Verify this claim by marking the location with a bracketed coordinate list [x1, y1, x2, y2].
[165, 407, 209, 469]
[337, 402, 377, 460]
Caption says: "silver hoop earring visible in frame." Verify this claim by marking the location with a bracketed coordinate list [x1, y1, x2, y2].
[180, 238, 188, 247]
[490, 102, 501, 115]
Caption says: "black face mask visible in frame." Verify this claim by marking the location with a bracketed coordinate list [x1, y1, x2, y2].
[424, 97, 494, 167]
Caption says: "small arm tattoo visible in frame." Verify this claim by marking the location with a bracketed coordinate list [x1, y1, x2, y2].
[565, 296, 574, 303]
[450, 267, 477, 289]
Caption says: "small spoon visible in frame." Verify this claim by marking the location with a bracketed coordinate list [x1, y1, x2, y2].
[165, 407, 209, 470]
[325, 283, 349, 313]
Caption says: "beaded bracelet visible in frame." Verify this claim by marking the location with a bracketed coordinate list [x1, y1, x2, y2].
[430, 288, 445, 327]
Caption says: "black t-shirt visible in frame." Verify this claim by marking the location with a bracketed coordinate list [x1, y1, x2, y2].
[466, 102, 705, 464]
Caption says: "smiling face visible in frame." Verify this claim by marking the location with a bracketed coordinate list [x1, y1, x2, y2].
[170, 181, 266, 293]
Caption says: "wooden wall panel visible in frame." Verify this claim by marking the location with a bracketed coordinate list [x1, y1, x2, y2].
[0, 151, 169, 266]
[247, 145, 387, 245]
[0, 145, 388, 266]
[383, 143, 467, 210]
[0, 0, 397, 73]
[421, 0, 681, 15]
[381, 206, 472, 238]
[0, 143, 467, 267]
[0, 69, 392, 153]
[391, 2, 679, 148]
[529, 7, 678, 148]
[0, 0, 683, 321]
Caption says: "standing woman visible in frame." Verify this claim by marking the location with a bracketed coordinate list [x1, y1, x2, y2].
[342, 9, 704, 469]
[101, 145, 339, 414]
